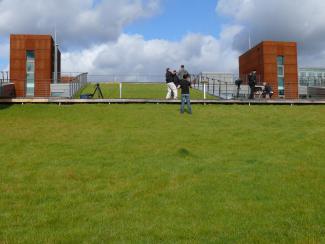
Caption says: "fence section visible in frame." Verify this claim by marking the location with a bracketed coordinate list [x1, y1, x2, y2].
[299, 76, 325, 87]
[0, 71, 12, 97]
[3, 71, 325, 100]
[51, 73, 88, 98]
[191, 74, 249, 100]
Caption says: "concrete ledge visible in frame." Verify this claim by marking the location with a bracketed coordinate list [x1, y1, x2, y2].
[1, 98, 325, 105]
[0, 83, 15, 98]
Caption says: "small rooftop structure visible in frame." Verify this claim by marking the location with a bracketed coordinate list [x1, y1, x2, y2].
[239, 41, 299, 99]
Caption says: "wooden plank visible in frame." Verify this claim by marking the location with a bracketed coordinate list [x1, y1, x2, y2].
[1, 98, 325, 105]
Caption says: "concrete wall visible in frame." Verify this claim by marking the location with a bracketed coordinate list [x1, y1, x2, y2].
[0, 83, 15, 97]
[307, 87, 325, 99]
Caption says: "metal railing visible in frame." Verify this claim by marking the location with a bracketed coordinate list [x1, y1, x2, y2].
[51, 73, 88, 98]
[193, 81, 250, 100]
[191, 73, 258, 100]
[71, 73, 241, 100]
[3, 71, 325, 100]
[299, 76, 325, 87]
[0, 71, 10, 97]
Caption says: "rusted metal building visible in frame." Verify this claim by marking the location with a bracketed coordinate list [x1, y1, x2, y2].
[239, 41, 298, 99]
[10, 34, 61, 97]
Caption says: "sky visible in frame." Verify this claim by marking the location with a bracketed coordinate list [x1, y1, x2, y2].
[1, 0, 325, 74]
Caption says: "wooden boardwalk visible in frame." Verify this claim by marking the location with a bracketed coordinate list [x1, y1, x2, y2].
[1, 98, 325, 105]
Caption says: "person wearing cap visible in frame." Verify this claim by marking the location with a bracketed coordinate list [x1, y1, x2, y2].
[165, 68, 177, 100]
[178, 65, 189, 80]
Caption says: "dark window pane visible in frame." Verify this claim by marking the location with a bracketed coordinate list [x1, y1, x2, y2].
[26, 73, 34, 80]
[278, 66, 284, 76]
[26, 51, 35, 96]
[278, 77, 285, 96]
[277, 56, 284, 65]
[26, 62, 35, 73]
[26, 51, 35, 60]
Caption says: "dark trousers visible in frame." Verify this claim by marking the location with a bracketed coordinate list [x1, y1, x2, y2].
[249, 87, 255, 99]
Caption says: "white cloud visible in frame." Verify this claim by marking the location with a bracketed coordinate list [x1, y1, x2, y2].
[0, 0, 161, 48]
[217, 0, 325, 67]
[62, 26, 242, 75]
[3, 0, 325, 75]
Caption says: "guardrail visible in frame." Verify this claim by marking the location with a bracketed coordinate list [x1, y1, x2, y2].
[51, 73, 88, 98]
[0, 71, 10, 97]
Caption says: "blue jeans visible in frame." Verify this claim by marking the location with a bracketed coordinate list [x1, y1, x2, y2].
[180, 94, 192, 114]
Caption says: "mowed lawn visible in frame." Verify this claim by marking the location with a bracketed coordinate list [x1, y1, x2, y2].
[76, 83, 217, 99]
[0, 104, 325, 243]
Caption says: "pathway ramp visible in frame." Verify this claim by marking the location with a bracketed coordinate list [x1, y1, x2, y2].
[1, 98, 325, 105]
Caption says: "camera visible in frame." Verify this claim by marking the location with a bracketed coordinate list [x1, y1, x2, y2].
[235, 79, 243, 87]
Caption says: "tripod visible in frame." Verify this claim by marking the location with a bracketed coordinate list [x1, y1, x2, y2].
[92, 83, 104, 99]
[235, 79, 242, 99]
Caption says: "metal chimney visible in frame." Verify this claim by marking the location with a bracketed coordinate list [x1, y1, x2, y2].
[54, 28, 58, 84]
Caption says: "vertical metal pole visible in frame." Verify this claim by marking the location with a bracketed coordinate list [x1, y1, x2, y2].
[213, 80, 215, 95]
[248, 31, 252, 50]
[226, 82, 228, 99]
[120, 82, 122, 99]
[54, 28, 58, 84]
[207, 78, 210, 94]
[0, 72, 3, 96]
[204, 83, 206, 100]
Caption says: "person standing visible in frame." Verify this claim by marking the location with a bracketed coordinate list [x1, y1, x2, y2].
[172, 70, 180, 99]
[235, 79, 243, 99]
[178, 74, 192, 114]
[166, 68, 177, 100]
[248, 72, 256, 100]
[178, 65, 189, 80]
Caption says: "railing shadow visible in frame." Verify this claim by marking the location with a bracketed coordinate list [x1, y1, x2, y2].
[0, 104, 12, 110]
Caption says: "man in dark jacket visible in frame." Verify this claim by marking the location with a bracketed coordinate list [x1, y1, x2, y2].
[172, 70, 180, 99]
[262, 82, 273, 99]
[166, 68, 177, 99]
[178, 74, 192, 114]
[248, 72, 256, 99]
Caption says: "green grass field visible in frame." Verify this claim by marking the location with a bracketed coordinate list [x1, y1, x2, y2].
[0, 104, 325, 243]
[75, 83, 217, 100]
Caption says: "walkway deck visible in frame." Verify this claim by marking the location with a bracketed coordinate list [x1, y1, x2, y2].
[1, 98, 325, 105]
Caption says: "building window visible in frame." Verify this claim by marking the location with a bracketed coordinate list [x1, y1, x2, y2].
[26, 51, 35, 96]
[278, 77, 285, 96]
[277, 56, 285, 96]
[278, 66, 284, 76]
[277, 56, 284, 65]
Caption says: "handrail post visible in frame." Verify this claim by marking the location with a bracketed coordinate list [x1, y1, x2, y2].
[204, 82, 206, 100]
[226, 82, 228, 99]
[120, 82, 122, 99]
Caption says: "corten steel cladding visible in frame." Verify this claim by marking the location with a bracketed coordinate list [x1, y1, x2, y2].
[239, 41, 298, 99]
[10, 34, 61, 97]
